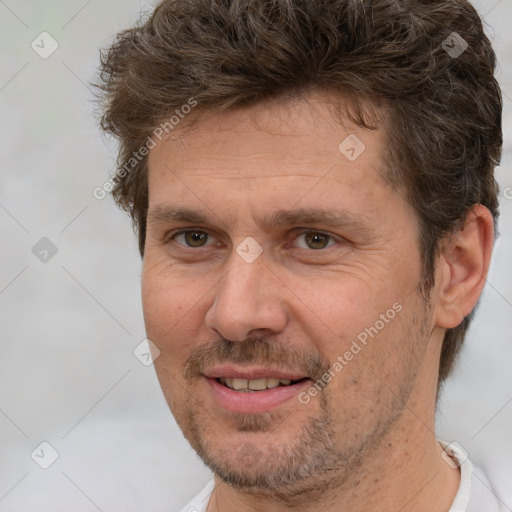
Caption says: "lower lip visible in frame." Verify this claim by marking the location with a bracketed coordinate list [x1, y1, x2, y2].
[205, 377, 312, 414]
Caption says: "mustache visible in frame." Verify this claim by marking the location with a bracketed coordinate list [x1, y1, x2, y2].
[183, 336, 331, 382]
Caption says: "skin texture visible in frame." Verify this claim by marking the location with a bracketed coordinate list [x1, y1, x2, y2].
[141, 92, 494, 512]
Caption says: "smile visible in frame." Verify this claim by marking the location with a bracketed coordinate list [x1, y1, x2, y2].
[204, 368, 313, 413]
[217, 376, 307, 391]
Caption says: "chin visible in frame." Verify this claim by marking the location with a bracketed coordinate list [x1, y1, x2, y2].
[180, 401, 345, 498]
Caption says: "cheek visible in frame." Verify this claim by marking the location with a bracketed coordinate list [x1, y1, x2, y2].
[284, 275, 396, 343]
[141, 261, 215, 361]
[293, 280, 414, 399]
[142, 265, 188, 342]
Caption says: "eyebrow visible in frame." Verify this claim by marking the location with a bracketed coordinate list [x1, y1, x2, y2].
[147, 205, 372, 233]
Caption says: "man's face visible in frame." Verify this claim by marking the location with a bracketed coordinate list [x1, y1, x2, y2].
[142, 94, 438, 497]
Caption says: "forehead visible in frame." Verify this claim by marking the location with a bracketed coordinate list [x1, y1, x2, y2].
[146, 93, 395, 215]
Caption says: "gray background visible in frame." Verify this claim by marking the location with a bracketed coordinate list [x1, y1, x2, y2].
[1, 1, 511, 510]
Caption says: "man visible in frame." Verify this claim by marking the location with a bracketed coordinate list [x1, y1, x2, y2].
[97, 0, 509, 510]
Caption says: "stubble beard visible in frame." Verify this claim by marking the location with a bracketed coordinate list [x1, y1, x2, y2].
[179, 375, 419, 507]
[172, 296, 432, 506]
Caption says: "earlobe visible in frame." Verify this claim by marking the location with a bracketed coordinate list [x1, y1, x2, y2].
[434, 205, 494, 330]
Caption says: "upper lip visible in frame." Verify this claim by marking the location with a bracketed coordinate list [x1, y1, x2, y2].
[203, 365, 309, 381]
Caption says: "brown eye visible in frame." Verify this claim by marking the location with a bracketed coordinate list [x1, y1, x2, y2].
[173, 230, 211, 247]
[305, 232, 330, 249]
[294, 231, 336, 250]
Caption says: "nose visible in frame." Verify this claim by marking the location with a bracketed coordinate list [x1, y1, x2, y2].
[204, 250, 288, 342]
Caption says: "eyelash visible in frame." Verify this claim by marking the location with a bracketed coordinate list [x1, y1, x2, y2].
[168, 228, 340, 250]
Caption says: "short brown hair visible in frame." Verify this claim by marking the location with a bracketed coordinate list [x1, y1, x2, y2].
[96, 0, 502, 387]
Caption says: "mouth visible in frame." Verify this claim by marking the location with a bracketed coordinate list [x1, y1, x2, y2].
[215, 376, 309, 392]
[203, 367, 313, 413]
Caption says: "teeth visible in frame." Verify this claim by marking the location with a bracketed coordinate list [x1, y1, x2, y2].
[248, 378, 267, 390]
[267, 378, 280, 388]
[219, 377, 299, 391]
[232, 378, 248, 390]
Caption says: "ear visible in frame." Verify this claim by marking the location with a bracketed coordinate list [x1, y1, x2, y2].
[434, 204, 495, 330]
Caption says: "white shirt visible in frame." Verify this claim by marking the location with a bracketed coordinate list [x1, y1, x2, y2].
[179, 440, 511, 512]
